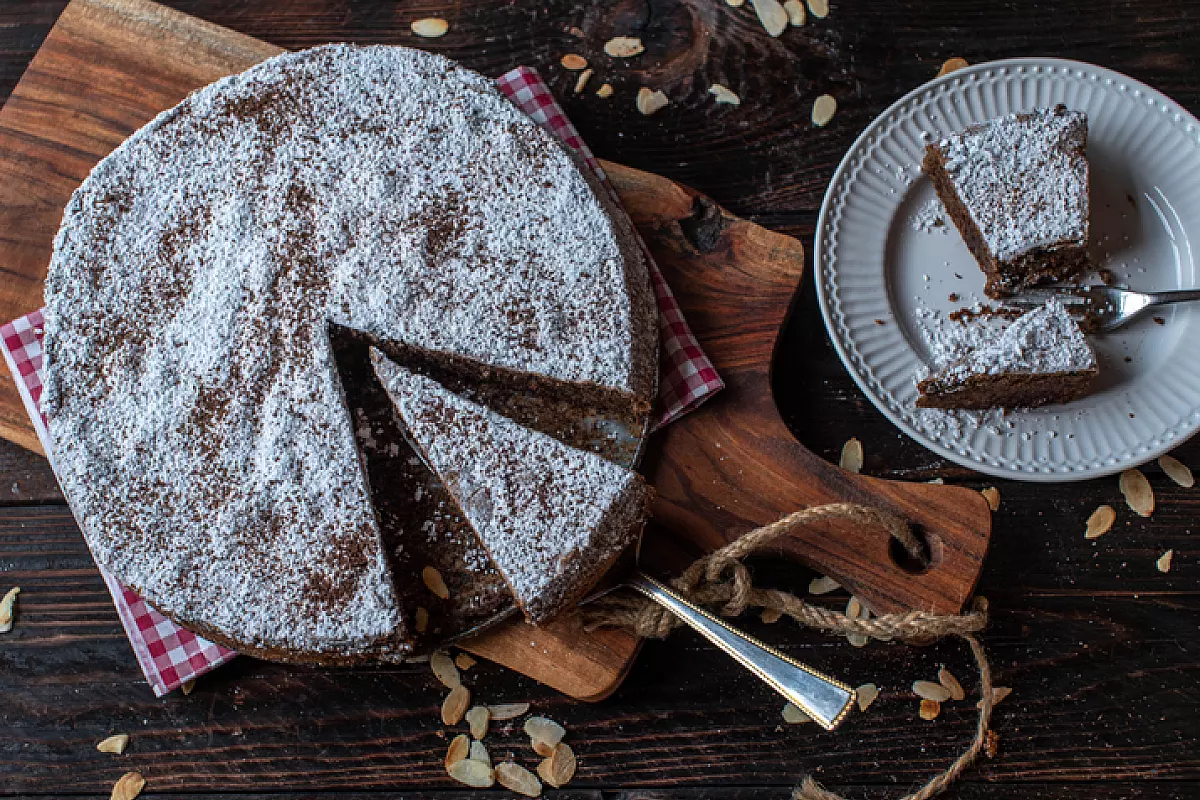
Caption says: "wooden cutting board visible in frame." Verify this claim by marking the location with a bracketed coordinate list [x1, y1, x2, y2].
[0, 0, 991, 701]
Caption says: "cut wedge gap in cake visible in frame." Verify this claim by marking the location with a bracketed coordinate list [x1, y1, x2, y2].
[370, 348, 653, 625]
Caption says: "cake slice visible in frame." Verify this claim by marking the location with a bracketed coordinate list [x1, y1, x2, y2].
[371, 349, 651, 624]
[923, 105, 1090, 298]
[916, 298, 1098, 409]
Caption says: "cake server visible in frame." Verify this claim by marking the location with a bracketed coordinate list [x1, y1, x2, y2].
[1005, 284, 1200, 333]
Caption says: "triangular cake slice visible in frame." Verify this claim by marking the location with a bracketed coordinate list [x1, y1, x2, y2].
[916, 298, 1098, 409]
[371, 350, 651, 624]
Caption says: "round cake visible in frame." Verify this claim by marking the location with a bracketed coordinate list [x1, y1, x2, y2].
[41, 44, 657, 663]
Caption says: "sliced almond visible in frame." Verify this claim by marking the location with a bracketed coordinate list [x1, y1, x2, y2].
[525, 716, 566, 754]
[937, 57, 969, 77]
[447, 758, 495, 788]
[978, 686, 1013, 708]
[415, 606, 429, 634]
[855, 683, 879, 712]
[1085, 505, 1116, 539]
[442, 685, 471, 726]
[636, 87, 669, 116]
[938, 667, 966, 701]
[846, 596, 864, 619]
[574, 68, 594, 94]
[750, 0, 788, 36]
[110, 772, 145, 800]
[913, 680, 952, 702]
[726, 0, 747, 6]
[918, 699, 941, 720]
[805, 0, 829, 18]
[470, 739, 492, 767]
[560, 53, 588, 70]
[0, 586, 19, 633]
[430, 650, 461, 688]
[596, 83, 614, 99]
[848, 633, 869, 648]
[454, 652, 476, 671]
[423, 565, 451, 599]
[180, 679, 196, 695]
[811, 94, 837, 127]
[604, 36, 645, 57]
[782, 702, 811, 724]
[533, 738, 557, 757]
[496, 762, 543, 797]
[709, 84, 741, 106]
[445, 733, 471, 770]
[1159, 455, 1194, 488]
[783, 0, 807, 25]
[846, 596, 869, 647]
[465, 705, 490, 739]
[760, 607, 782, 624]
[980, 486, 1000, 511]
[808, 575, 840, 595]
[97, 734, 130, 755]
[487, 702, 531, 720]
[1157, 549, 1174, 573]
[1120, 468, 1155, 516]
[537, 742, 577, 788]
[839, 437, 863, 473]
[411, 18, 449, 38]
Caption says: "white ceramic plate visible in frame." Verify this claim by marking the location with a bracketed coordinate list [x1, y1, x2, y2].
[815, 58, 1200, 481]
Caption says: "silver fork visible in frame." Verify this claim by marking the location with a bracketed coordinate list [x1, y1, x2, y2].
[1005, 285, 1200, 333]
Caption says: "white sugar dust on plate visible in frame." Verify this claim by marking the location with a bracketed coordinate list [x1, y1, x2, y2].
[815, 58, 1200, 481]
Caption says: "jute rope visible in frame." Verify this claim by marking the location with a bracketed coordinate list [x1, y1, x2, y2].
[583, 503, 995, 800]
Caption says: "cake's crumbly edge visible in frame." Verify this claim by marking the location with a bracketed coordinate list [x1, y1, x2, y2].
[916, 368, 1097, 410]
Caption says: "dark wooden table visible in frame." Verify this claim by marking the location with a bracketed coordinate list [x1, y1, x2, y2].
[2, 1, 1198, 798]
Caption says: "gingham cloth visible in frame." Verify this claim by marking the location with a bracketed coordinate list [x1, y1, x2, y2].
[0, 67, 722, 696]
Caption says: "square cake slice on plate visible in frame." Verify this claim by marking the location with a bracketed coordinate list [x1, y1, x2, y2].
[916, 298, 1098, 409]
[923, 105, 1090, 298]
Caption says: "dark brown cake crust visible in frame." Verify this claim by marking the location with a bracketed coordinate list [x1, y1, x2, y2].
[916, 370, 1096, 410]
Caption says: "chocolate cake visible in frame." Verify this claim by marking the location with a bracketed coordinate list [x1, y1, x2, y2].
[916, 299, 1098, 409]
[40, 44, 657, 663]
[371, 351, 651, 624]
[923, 106, 1090, 298]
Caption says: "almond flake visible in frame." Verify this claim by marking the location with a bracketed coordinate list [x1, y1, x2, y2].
[751, 0, 788, 36]
[410, 18, 449, 38]
[497, 762, 543, 797]
[938, 667, 965, 701]
[110, 771, 145, 800]
[596, 83, 614, 99]
[455, 653, 476, 671]
[470, 739, 492, 767]
[445, 733, 470, 770]
[442, 685, 471, 726]
[980, 487, 1000, 511]
[805, 0, 829, 18]
[782, 702, 811, 724]
[415, 606, 429, 633]
[846, 596, 864, 619]
[1157, 549, 1174, 573]
[525, 716, 566, 753]
[180, 679, 196, 695]
[604, 37, 645, 57]
[839, 438, 863, 473]
[709, 84, 741, 106]
[465, 705, 490, 739]
[574, 68, 594, 94]
[855, 683, 879, 712]
[1120, 469, 1155, 516]
[423, 565, 451, 599]
[487, 702, 531, 720]
[537, 742, 577, 788]
[636, 87, 669, 116]
[978, 686, 1012, 708]
[726, 0, 747, 6]
[1085, 505, 1116, 539]
[783, 0, 807, 25]
[811, 94, 837, 127]
[97, 734, 130, 755]
[808, 575, 840, 595]
[848, 633, 869, 648]
[760, 607, 782, 624]
[0, 586, 19, 633]
[937, 57, 969, 77]
[918, 699, 941, 720]
[431, 650, 461, 688]
[1159, 455, 1194, 488]
[913, 680, 951, 702]
[560, 53, 588, 70]
[447, 758, 495, 788]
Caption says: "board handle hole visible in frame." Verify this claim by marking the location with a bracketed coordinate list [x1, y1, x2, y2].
[888, 527, 942, 575]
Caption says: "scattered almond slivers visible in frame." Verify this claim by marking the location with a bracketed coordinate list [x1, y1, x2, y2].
[855, 683, 879, 712]
[470, 739, 492, 767]
[604, 37, 645, 58]
[487, 702, 531, 720]
[782, 702, 811, 724]
[751, 0, 789, 36]
[1158, 454, 1194, 488]
[1157, 549, 1174, 573]
[560, 53, 588, 70]
[574, 68, 594, 95]
[465, 705, 490, 739]
[110, 771, 145, 800]
[454, 652, 476, 671]
[537, 742, 577, 788]
[1119, 468, 1155, 516]
[938, 667, 966, 701]
[525, 716, 566, 756]
[442, 685, 471, 725]
[839, 437, 863, 473]
[497, 761, 543, 797]
[410, 18, 449, 38]
[445, 733, 471, 770]
[805, 0, 829, 19]
[980, 487, 1000, 511]
[812, 94, 837, 127]
[596, 83, 614, 99]
[978, 686, 1012, 709]
[845, 595, 869, 647]
[97, 734, 130, 755]
[180, 679, 196, 695]
[0, 586, 19, 633]
[937, 57, 969, 77]
[636, 87, 669, 116]
[1085, 505, 1116, 540]
[423, 565, 451, 599]
[760, 607, 782, 624]
[431, 650, 461, 688]
[726, 0, 747, 6]
[448, 757, 495, 788]
[918, 698, 941, 720]
[709, 84, 741, 106]
[913, 680, 951, 703]
[783, 0, 807, 26]
[808, 575, 840, 595]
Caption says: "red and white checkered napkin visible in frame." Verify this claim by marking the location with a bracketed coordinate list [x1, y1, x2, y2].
[0, 66, 722, 696]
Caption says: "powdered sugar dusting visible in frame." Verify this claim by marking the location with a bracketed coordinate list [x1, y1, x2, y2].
[910, 197, 948, 233]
